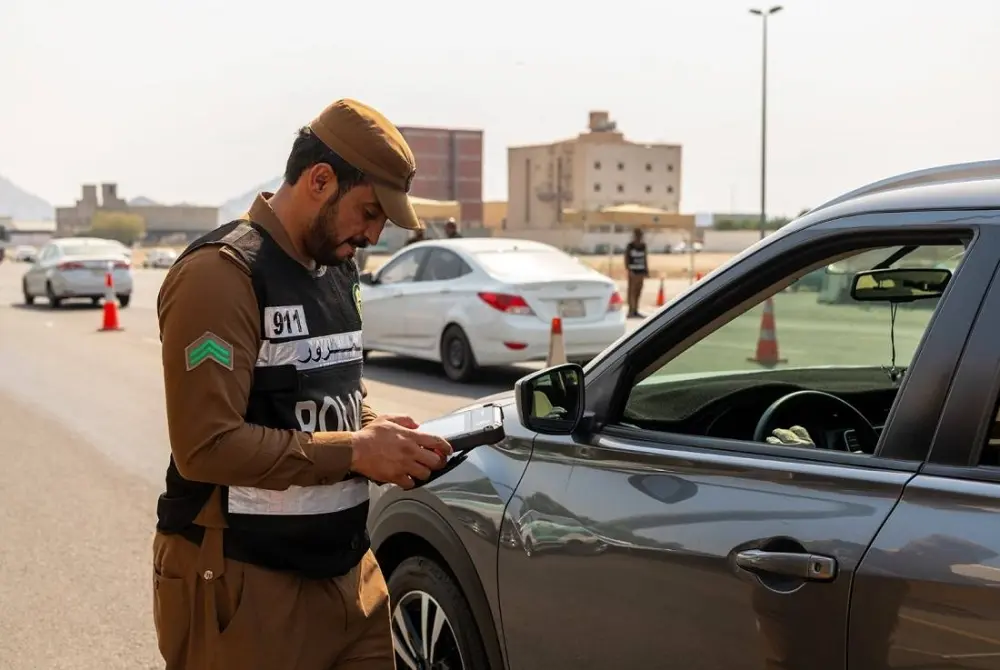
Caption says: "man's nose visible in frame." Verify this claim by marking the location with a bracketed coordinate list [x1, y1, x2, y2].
[365, 220, 386, 246]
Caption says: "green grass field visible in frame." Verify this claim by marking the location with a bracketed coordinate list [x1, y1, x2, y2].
[651, 292, 936, 377]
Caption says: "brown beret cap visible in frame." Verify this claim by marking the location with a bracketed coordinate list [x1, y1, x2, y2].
[309, 99, 422, 230]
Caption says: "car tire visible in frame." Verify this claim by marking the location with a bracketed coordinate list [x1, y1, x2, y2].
[22, 280, 34, 306]
[440, 325, 478, 383]
[387, 556, 490, 670]
[118, 294, 131, 308]
[46, 282, 62, 308]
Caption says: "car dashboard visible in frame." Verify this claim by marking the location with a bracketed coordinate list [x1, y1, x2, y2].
[625, 369, 902, 453]
[698, 384, 893, 448]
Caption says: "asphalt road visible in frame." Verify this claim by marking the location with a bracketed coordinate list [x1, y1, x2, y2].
[0, 260, 658, 669]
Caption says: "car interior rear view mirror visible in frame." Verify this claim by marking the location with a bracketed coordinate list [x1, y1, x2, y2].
[514, 363, 585, 435]
[850, 267, 952, 303]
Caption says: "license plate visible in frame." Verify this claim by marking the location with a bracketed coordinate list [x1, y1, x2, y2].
[558, 299, 585, 318]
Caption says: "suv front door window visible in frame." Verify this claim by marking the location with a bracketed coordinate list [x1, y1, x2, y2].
[625, 242, 966, 453]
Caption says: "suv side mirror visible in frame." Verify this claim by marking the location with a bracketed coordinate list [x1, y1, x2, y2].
[359, 271, 377, 285]
[514, 363, 585, 435]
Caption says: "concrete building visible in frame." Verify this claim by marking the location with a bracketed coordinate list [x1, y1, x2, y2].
[56, 183, 218, 242]
[0, 219, 56, 248]
[507, 111, 683, 231]
[398, 126, 484, 228]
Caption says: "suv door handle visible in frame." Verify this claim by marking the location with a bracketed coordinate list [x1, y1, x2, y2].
[735, 549, 837, 582]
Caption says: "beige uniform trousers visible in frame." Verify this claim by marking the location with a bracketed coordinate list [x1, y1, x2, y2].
[152, 493, 394, 670]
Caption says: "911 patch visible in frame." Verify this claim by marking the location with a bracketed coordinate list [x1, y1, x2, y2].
[264, 305, 309, 339]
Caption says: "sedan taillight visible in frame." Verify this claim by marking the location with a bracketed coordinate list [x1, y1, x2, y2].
[57, 261, 86, 271]
[478, 292, 535, 315]
[114, 260, 130, 270]
[607, 290, 624, 312]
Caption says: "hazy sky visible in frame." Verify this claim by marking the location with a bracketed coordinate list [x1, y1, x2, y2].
[3, 0, 998, 216]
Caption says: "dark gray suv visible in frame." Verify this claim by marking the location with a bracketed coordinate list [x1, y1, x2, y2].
[368, 160, 1000, 670]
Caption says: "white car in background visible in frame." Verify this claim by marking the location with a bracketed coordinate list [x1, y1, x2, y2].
[143, 247, 178, 269]
[359, 238, 626, 381]
[22, 237, 134, 308]
[13, 245, 38, 262]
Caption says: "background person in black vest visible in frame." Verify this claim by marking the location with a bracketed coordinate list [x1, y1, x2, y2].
[444, 217, 461, 238]
[624, 227, 649, 318]
[152, 98, 452, 670]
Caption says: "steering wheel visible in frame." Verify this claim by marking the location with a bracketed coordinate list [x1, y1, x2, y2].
[752, 390, 878, 452]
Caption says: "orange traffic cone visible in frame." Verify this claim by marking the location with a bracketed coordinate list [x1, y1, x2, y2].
[747, 297, 785, 367]
[546, 317, 567, 366]
[99, 263, 123, 332]
[655, 278, 666, 307]
[695, 272, 704, 281]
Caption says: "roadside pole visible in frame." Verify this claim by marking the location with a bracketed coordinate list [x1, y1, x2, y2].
[688, 229, 696, 286]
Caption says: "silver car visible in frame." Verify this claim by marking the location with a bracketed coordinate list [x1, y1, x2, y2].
[142, 247, 178, 269]
[13, 245, 38, 263]
[22, 237, 134, 308]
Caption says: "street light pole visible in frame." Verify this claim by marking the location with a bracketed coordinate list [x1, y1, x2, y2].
[749, 5, 782, 241]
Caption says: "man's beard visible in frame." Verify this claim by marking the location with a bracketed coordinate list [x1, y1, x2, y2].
[303, 193, 369, 267]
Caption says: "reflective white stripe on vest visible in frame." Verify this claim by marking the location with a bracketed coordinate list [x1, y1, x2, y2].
[228, 477, 369, 516]
[256, 330, 363, 371]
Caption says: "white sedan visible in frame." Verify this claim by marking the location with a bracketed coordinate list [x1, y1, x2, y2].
[22, 237, 134, 308]
[359, 238, 626, 381]
[143, 247, 178, 269]
[13, 245, 38, 262]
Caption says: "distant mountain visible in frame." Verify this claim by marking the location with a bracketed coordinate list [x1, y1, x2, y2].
[217, 176, 282, 224]
[128, 196, 159, 206]
[0, 175, 54, 221]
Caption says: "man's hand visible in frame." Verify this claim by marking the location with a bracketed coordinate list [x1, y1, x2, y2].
[766, 425, 815, 447]
[350, 415, 453, 489]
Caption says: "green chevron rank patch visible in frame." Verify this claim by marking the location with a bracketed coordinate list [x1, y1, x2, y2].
[185, 332, 234, 371]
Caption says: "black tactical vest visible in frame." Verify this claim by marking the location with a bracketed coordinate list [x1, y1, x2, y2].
[156, 221, 369, 578]
[626, 242, 648, 273]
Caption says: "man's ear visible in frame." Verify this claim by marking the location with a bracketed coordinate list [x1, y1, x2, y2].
[306, 163, 340, 202]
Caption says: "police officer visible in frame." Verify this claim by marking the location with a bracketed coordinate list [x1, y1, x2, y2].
[152, 98, 453, 670]
[624, 227, 649, 318]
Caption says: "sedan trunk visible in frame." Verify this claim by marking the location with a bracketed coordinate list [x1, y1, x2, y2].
[508, 279, 613, 323]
